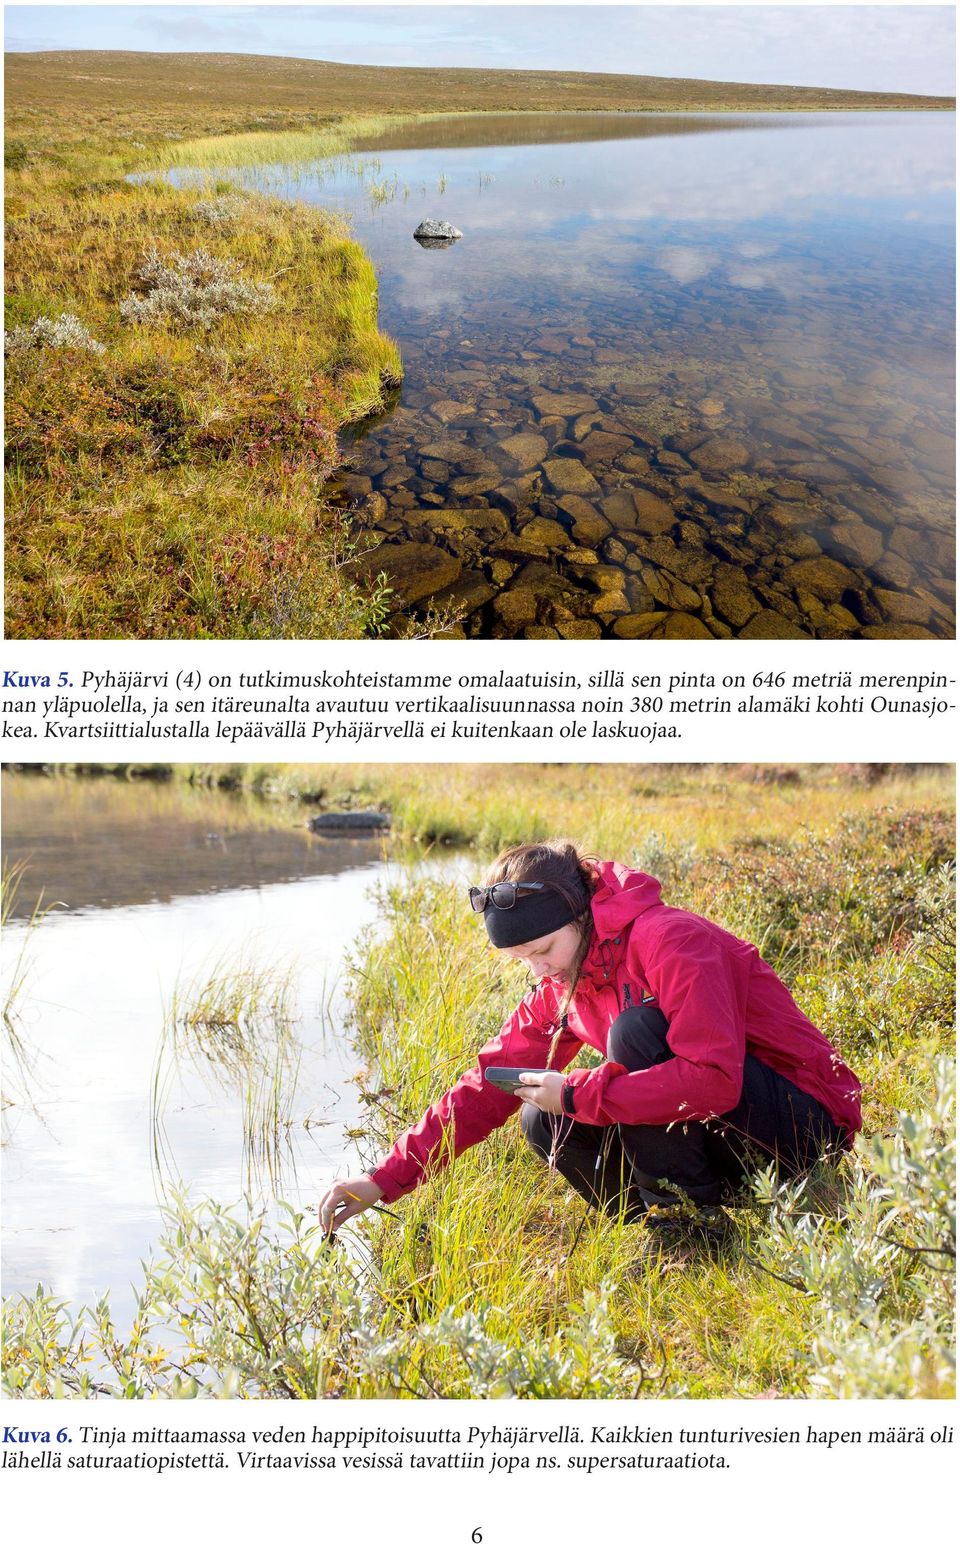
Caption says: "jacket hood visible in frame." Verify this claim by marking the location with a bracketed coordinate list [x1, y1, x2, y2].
[588, 861, 663, 941]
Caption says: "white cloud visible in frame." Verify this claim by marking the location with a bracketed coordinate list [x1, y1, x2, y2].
[656, 245, 720, 282]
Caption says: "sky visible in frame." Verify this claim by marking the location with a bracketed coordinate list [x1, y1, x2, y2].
[2, 5, 955, 96]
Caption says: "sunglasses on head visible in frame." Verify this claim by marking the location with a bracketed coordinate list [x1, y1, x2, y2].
[468, 881, 545, 913]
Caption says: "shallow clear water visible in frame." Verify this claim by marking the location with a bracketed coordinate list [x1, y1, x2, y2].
[178, 112, 955, 639]
[1, 774, 393, 1320]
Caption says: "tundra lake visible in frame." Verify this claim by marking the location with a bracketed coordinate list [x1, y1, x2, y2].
[178, 112, 955, 639]
[0, 773, 419, 1324]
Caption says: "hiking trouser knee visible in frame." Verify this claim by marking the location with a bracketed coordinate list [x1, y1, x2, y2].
[606, 1005, 722, 1205]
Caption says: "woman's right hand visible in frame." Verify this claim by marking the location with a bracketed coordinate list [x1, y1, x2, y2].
[318, 1174, 384, 1236]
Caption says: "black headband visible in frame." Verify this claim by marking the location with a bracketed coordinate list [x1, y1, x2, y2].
[483, 886, 583, 948]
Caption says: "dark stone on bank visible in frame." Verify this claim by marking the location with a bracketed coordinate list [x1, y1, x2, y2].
[309, 811, 391, 831]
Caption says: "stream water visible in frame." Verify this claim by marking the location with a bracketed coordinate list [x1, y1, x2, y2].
[1, 772, 400, 1322]
[173, 111, 954, 639]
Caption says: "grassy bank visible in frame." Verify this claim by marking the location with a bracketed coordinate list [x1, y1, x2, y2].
[9, 760, 953, 854]
[5, 132, 402, 638]
[342, 824, 954, 1399]
[3, 766, 954, 1397]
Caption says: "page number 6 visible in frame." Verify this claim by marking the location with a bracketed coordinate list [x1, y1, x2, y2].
[471, 1531, 483, 1543]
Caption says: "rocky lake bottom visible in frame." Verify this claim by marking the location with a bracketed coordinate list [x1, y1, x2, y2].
[186, 112, 956, 639]
[333, 313, 953, 640]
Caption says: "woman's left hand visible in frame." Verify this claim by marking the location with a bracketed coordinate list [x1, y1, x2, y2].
[517, 1070, 566, 1115]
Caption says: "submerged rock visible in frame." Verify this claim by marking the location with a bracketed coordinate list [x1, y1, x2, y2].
[356, 541, 462, 607]
[578, 429, 634, 463]
[872, 589, 932, 625]
[516, 515, 573, 549]
[829, 520, 885, 568]
[557, 496, 612, 546]
[498, 432, 548, 471]
[738, 609, 809, 639]
[711, 574, 761, 629]
[430, 398, 474, 424]
[662, 612, 714, 639]
[641, 565, 701, 612]
[786, 556, 860, 602]
[860, 622, 938, 640]
[418, 438, 486, 472]
[688, 435, 752, 473]
[493, 589, 538, 629]
[532, 389, 600, 418]
[421, 507, 509, 537]
[542, 457, 601, 496]
[612, 613, 664, 639]
[430, 570, 497, 616]
[414, 219, 463, 247]
[559, 619, 604, 638]
[631, 489, 676, 535]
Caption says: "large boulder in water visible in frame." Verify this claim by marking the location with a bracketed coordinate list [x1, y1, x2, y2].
[414, 219, 463, 248]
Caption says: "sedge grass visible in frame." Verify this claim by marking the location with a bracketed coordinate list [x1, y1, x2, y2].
[1, 860, 55, 1112]
[156, 114, 456, 174]
[152, 955, 303, 1192]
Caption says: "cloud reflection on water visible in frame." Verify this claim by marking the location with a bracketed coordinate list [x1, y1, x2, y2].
[235, 111, 953, 320]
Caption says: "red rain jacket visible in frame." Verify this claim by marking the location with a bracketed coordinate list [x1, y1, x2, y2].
[370, 861, 863, 1203]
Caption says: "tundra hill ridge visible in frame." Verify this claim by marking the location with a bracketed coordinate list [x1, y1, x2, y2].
[5, 48, 954, 137]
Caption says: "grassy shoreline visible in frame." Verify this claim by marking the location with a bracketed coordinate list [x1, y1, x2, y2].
[4, 760, 953, 850]
[7, 750, 956, 839]
[3, 765, 954, 1397]
[5, 116, 404, 640]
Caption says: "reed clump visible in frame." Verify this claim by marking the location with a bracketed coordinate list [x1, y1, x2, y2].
[152, 957, 303, 1189]
[1, 861, 54, 1113]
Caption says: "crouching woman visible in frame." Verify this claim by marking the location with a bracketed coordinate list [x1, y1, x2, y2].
[319, 842, 861, 1237]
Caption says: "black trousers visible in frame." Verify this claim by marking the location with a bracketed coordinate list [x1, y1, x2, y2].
[522, 1005, 845, 1212]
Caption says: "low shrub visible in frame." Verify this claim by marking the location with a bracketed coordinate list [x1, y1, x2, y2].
[691, 811, 954, 971]
[4, 352, 149, 469]
[120, 247, 277, 331]
[1, 1198, 636, 1399]
[191, 194, 249, 226]
[4, 311, 105, 355]
[751, 1058, 955, 1397]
